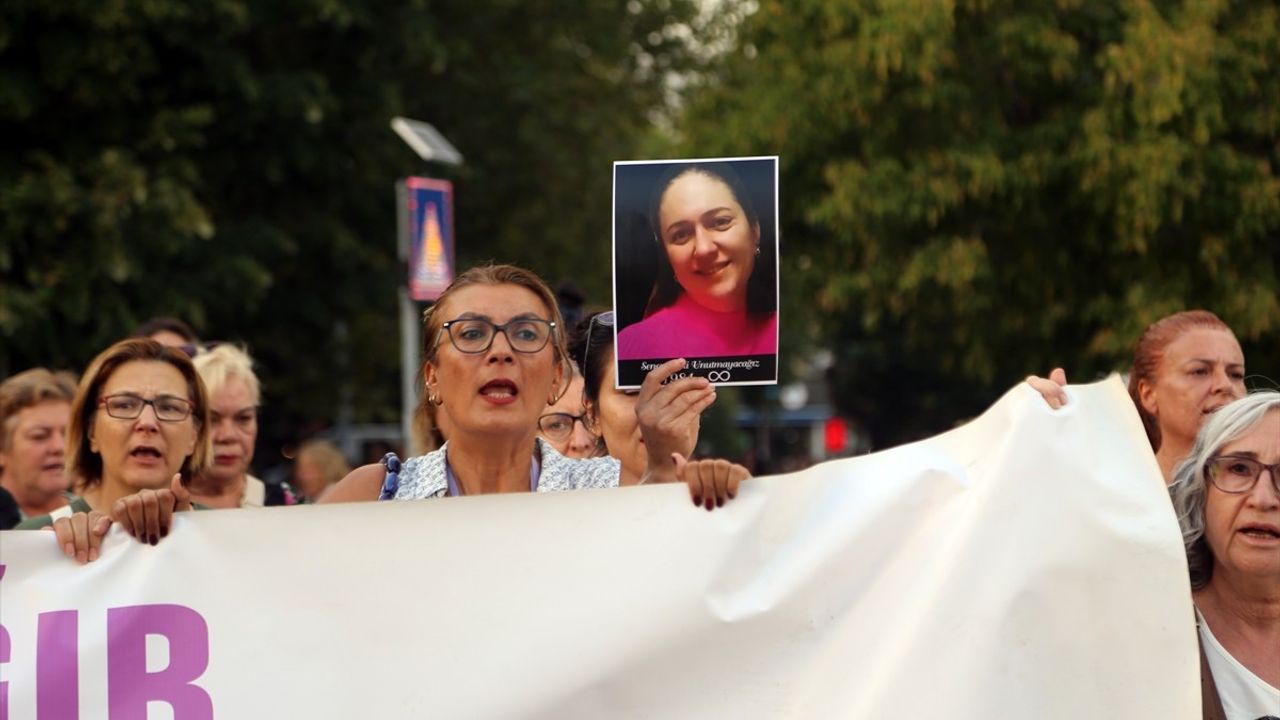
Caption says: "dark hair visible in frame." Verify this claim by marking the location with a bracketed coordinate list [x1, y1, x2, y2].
[572, 311, 616, 410]
[643, 162, 776, 316]
[1128, 310, 1237, 451]
[132, 316, 198, 344]
[67, 338, 210, 488]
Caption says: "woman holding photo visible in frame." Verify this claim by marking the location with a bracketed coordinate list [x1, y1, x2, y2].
[617, 162, 777, 361]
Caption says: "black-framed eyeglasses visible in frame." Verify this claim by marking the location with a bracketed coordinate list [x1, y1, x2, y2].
[439, 317, 556, 354]
[98, 393, 195, 422]
[538, 412, 595, 442]
[1206, 454, 1280, 494]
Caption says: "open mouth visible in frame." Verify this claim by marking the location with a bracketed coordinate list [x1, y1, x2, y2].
[130, 447, 163, 459]
[479, 379, 519, 399]
[1239, 524, 1280, 540]
[215, 453, 240, 464]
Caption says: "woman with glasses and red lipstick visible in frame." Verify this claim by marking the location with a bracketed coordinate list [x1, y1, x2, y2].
[1169, 391, 1280, 719]
[15, 339, 209, 563]
[326, 263, 744, 503]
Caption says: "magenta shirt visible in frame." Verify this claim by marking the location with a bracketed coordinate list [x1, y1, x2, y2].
[616, 293, 778, 360]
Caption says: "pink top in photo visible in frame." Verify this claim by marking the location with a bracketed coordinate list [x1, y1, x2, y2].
[616, 293, 778, 360]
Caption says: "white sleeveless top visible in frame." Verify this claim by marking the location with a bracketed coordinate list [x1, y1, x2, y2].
[1196, 608, 1280, 720]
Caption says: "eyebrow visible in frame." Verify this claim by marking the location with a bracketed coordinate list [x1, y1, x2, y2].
[454, 312, 544, 322]
[1219, 451, 1259, 459]
[1185, 358, 1245, 368]
[665, 207, 736, 237]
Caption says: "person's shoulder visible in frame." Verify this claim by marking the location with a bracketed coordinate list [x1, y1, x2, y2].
[13, 496, 89, 530]
[617, 310, 676, 359]
[320, 463, 386, 503]
[538, 439, 620, 491]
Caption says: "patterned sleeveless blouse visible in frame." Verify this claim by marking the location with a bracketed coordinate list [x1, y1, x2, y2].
[391, 438, 621, 500]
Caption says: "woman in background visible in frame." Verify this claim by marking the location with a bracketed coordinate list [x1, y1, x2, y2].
[0, 368, 76, 527]
[1029, 310, 1247, 483]
[292, 439, 349, 502]
[1168, 390, 1279, 718]
[190, 344, 295, 507]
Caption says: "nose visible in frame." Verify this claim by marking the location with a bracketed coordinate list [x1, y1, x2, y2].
[568, 420, 595, 455]
[1210, 365, 1237, 395]
[486, 329, 516, 363]
[692, 226, 718, 260]
[1248, 464, 1280, 508]
[134, 404, 162, 430]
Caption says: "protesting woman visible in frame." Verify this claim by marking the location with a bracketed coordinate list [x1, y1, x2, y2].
[1029, 310, 1247, 483]
[0, 368, 76, 526]
[17, 339, 209, 563]
[1169, 390, 1279, 718]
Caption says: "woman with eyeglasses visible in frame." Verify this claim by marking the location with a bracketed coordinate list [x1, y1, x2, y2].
[15, 338, 209, 563]
[538, 365, 599, 459]
[321, 264, 743, 503]
[569, 310, 731, 508]
[1168, 390, 1279, 718]
[1028, 310, 1247, 484]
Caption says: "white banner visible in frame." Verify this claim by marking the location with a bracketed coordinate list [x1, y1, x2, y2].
[0, 377, 1199, 719]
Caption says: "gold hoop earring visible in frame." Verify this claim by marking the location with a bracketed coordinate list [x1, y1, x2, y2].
[428, 390, 442, 406]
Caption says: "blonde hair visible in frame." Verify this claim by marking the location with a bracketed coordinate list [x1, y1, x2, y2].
[66, 338, 211, 488]
[0, 368, 77, 452]
[192, 344, 261, 406]
[296, 439, 350, 489]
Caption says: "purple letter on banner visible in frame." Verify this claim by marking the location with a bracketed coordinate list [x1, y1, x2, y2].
[37, 610, 78, 720]
[107, 605, 212, 720]
[0, 622, 9, 720]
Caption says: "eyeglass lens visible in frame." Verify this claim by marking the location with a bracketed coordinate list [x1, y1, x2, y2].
[1209, 455, 1280, 493]
[445, 318, 552, 354]
[101, 394, 193, 422]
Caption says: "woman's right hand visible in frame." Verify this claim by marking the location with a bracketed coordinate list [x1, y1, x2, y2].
[636, 358, 717, 483]
[112, 473, 192, 545]
[1026, 368, 1069, 409]
[48, 511, 112, 564]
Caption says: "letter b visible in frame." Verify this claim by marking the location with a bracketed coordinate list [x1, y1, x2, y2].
[108, 605, 213, 720]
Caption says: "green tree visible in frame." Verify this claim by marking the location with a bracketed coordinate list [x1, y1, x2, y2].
[0, 0, 708, 449]
[673, 0, 1279, 447]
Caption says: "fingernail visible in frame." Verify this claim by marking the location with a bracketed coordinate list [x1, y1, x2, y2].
[89, 547, 99, 562]
[76, 551, 87, 564]
[692, 495, 701, 507]
[63, 542, 75, 558]
[161, 527, 168, 538]
[728, 491, 736, 500]
[149, 535, 158, 546]
[705, 498, 714, 511]
[716, 498, 724, 507]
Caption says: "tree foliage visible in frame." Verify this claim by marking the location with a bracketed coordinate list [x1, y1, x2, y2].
[0, 0, 706, 446]
[673, 0, 1279, 446]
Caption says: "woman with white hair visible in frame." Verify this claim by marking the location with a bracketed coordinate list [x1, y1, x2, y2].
[190, 344, 295, 507]
[1168, 390, 1280, 719]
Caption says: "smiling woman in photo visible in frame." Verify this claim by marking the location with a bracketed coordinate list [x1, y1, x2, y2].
[616, 161, 778, 362]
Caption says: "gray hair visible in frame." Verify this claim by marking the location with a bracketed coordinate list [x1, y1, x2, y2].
[1169, 390, 1280, 589]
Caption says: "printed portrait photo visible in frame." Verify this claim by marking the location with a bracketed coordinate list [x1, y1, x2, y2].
[612, 156, 780, 388]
